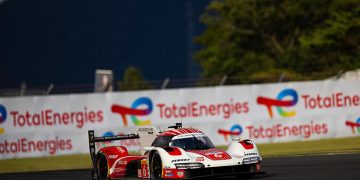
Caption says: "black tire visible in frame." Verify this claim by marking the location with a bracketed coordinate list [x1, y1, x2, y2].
[96, 153, 109, 180]
[150, 152, 163, 180]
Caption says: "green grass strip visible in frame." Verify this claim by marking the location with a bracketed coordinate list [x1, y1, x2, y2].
[1, 137, 359, 173]
[0, 154, 91, 173]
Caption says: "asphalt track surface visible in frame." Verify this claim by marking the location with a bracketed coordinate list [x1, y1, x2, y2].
[1, 153, 360, 180]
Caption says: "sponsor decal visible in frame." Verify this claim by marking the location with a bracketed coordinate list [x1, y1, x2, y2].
[171, 158, 190, 163]
[301, 93, 359, 110]
[108, 155, 118, 159]
[111, 97, 153, 126]
[165, 173, 173, 177]
[218, 124, 243, 142]
[111, 97, 248, 126]
[137, 127, 154, 135]
[157, 99, 249, 120]
[244, 152, 258, 156]
[141, 160, 149, 178]
[163, 169, 184, 178]
[0, 136, 72, 155]
[0, 104, 7, 134]
[345, 117, 360, 134]
[165, 170, 174, 177]
[257, 89, 298, 118]
[258, 89, 359, 119]
[246, 121, 328, 139]
[177, 171, 184, 178]
[196, 157, 204, 162]
[8, 107, 103, 129]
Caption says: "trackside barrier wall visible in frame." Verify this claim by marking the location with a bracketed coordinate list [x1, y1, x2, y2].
[0, 80, 359, 159]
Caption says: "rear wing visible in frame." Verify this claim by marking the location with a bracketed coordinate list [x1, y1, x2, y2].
[88, 130, 140, 174]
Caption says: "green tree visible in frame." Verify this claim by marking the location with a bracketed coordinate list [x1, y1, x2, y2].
[195, 0, 360, 83]
[118, 66, 152, 91]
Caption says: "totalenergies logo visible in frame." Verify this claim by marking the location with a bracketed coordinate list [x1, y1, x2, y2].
[257, 89, 298, 118]
[0, 104, 7, 134]
[111, 97, 153, 126]
[218, 124, 243, 142]
[345, 118, 360, 134]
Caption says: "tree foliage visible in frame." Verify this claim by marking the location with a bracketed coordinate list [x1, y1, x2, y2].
[118, 66, 152, 91]
[195, 0, 360, 83]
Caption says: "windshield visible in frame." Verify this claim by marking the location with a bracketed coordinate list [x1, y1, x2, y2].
[151, 136, 174, 147]
[170, 135, 215, 150]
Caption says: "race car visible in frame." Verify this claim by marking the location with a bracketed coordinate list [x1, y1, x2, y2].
[88, 123, 262, 180]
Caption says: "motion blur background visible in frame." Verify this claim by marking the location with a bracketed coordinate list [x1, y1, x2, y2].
[1, 0, 359, 95]
[0, 0, 360, 175]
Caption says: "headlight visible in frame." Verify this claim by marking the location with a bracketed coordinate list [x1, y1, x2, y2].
[243, 156, 261, 165]
[175, 163, 204, 169]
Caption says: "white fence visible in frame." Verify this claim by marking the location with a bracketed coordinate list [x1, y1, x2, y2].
[0, 80, 359, 159]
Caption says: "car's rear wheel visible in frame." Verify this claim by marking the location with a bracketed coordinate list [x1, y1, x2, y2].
[97, 153, 109, 180]
[150, 151, 163, 180]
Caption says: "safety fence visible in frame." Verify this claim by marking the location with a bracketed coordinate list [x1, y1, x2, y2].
[0, 79, 359, 159]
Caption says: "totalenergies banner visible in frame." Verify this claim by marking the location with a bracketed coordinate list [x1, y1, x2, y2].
[0, 80, 359, 159]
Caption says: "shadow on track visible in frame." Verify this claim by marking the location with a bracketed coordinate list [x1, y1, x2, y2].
[1, 154, 359, 180]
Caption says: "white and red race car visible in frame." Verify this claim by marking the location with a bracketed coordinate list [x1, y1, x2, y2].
[88, 123, 262, 180]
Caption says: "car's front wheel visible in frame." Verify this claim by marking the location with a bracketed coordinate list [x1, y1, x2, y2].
[96, 152, 109, 180]
[150, 151, 163, 180]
